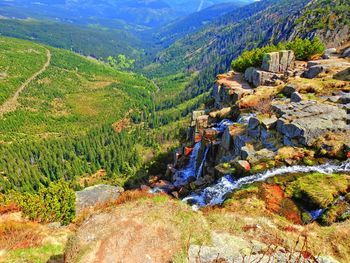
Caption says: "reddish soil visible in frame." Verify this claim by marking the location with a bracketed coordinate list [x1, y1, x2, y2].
[260, 184, 302, 224]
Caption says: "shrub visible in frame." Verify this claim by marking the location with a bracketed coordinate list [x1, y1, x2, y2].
[231, 37, 325, 72]
[231, 44, 280, 72]
[5, 180, 76, 225]
[285, 37, 325, 60]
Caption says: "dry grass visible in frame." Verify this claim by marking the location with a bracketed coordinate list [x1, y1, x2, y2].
[251, 97, 273, 115]
[73, 190, 162, 227]
[239, 86, 280, 110]
[0, 203, 20, 215]
[0, 221, 43, 250]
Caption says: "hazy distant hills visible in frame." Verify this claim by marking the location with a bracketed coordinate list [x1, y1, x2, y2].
[0, 0, 255, 27]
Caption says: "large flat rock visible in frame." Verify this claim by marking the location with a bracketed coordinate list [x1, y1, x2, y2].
[76, 184, 124, 214]
[272, 101, 348, 146]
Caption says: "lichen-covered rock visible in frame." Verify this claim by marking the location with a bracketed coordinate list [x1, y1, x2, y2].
[273, 101, 348, 146]
[303, 65, 326, 78]
[195, 115, 209, 132]
[244, 67, 282, 87]
[303, 59, 350, 78]
[221, 125, 246, 151]
[261, 115, 277, 129]
[323, 48, 337, 59]
[262, 50, 295, 73]
[209, 106, 239, 121]
[233, 160, 251, 174]
[76, 184, 124, 214]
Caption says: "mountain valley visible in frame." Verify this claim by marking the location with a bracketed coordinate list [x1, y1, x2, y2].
[0, 0, 349, 262]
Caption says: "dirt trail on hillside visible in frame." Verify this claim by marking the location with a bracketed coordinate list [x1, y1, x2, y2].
[0, 48, 51, 118]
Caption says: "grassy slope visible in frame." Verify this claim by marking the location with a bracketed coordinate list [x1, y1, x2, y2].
[0, 36, 156, 142]
[0, 37, 47, 105]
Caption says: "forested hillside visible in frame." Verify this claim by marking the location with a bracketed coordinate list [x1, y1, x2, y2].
[152, 2, 247, 49]
[0, 19, 143, 60]
[143, 0, 350, 124]
[0, 37, 160, 192]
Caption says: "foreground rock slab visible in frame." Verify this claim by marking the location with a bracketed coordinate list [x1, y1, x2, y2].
[76, 184, 124, 214]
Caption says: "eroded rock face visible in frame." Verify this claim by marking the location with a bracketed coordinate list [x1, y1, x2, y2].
[190, 110, 206, 127]
[213, 72, 253, 108]
[262, 50, 295, 73]
[273, 101, 348, 146]
[76, 184, 124, 214]
[244, 67, 282, 87]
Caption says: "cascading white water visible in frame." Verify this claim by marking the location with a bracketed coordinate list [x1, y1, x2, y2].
[173, 114, 256, 189]
[183, 161, 350, 207]
[196, 145, 209, 179]
[212, 119, 234, 133]
[173, 142, 202, 187]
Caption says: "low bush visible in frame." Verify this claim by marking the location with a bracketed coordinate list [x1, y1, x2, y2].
[231, 37, 325, 72]
[4, 180, 75, 225]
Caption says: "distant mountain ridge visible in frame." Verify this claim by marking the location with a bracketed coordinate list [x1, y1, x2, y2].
[142, 0, 350, 117]
[0, 0, 255, 27]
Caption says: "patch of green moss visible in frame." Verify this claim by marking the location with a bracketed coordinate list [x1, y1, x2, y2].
[285, 173, 350, 209]
[301, 212, 312, 224]
[251, 164, 265, 174]
[229, 184, 260, 200]
[276, 93, 286, 98]
[4, 243, 65, 263]
[222, 163, 231, 169]
[320, 202, 350, 225]
[303, 158, 315, 166]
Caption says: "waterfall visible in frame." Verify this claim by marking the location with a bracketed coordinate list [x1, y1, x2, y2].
[237, 113, 256, 124]
[173, 142, 202, 187]
[196, 145, 209, 179]
[183, 161, 350, 207]
[212, 119, 234, 133]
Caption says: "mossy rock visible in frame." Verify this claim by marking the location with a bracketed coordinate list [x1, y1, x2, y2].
[303, 157, 315, 166]
[320, 201, 350, 225]
[229, 184, 259, 200]
[285, 173, 350, 209]
[301, 212, 312, 224]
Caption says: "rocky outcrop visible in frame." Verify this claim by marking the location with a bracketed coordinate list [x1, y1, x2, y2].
[244, 50, 295, 87]
[189, 110, 209, 142]
[262, 50, 295, 73]
[76, 184, 124, 214]
[190, 110, 206, 127]
[213, 72, 253, 108]
[244, 67, 283, 87]
[273, 101, 348, 146]
[303, 59, 350, 78]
